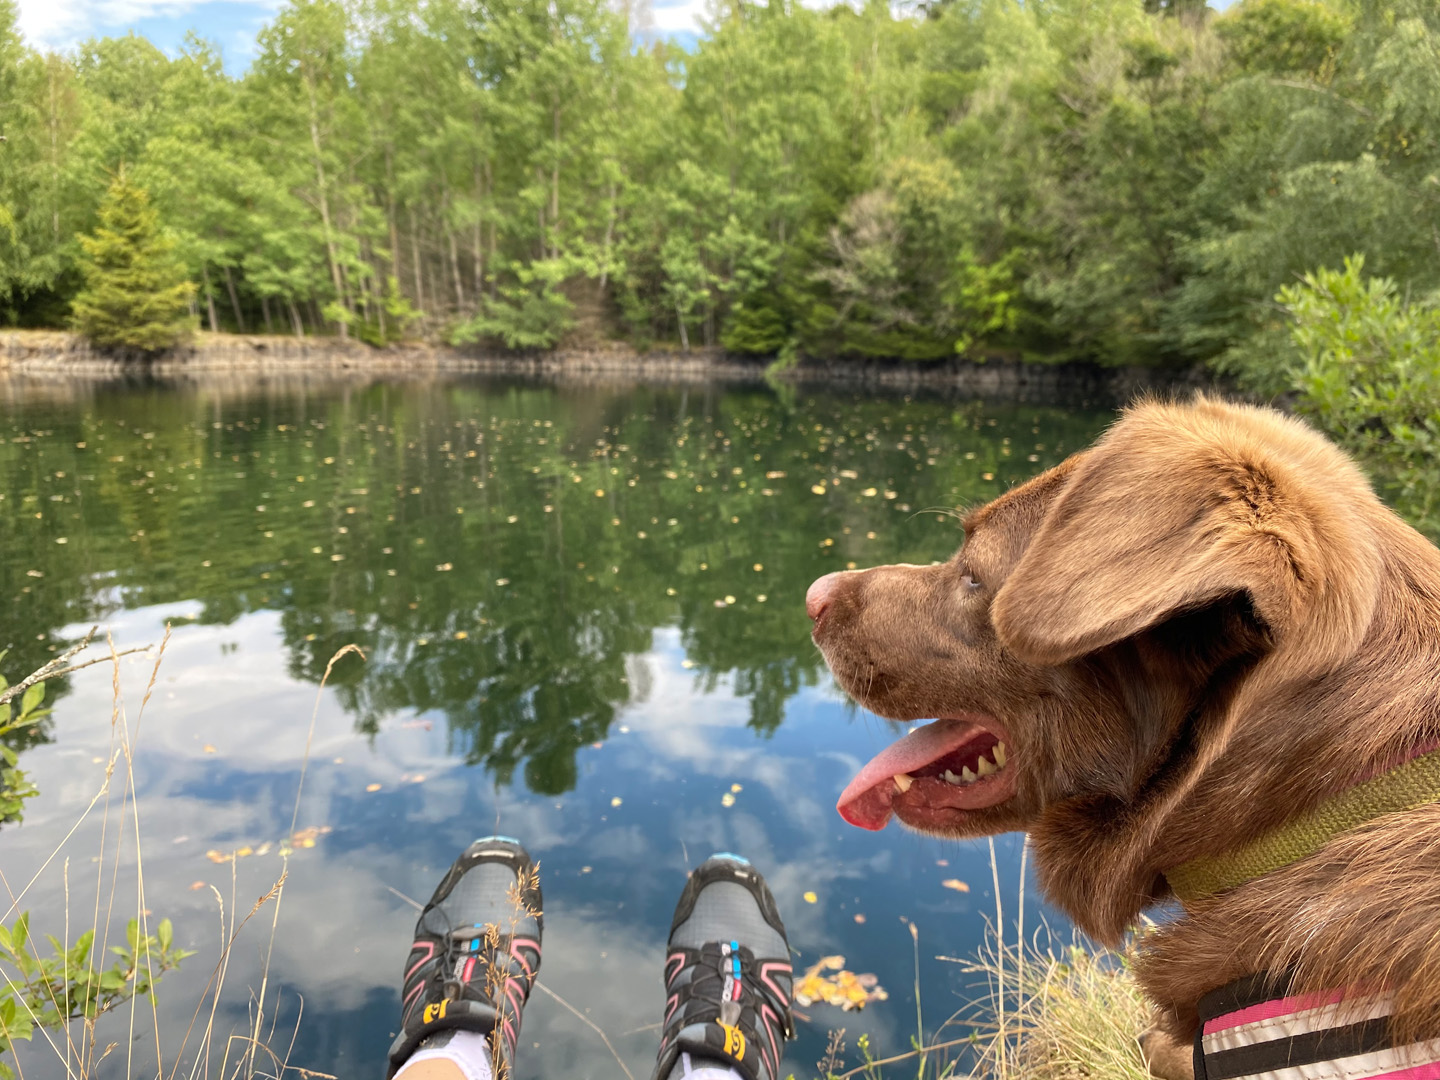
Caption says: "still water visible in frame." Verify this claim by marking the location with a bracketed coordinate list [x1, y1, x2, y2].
[0, 378, 1113, 1079]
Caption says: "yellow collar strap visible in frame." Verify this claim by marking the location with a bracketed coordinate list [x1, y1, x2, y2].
[1165, 746, 1440, 904]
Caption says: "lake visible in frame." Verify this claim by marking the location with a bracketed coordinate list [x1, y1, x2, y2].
[0, 377, 1114, 1080]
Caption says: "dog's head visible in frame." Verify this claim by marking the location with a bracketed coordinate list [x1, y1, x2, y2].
[811, 396, 1387, 851]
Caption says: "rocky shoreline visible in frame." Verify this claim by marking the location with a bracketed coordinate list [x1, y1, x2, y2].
[0, 330, 1215, 401]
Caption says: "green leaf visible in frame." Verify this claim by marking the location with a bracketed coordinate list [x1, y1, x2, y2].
[18, 684, 42, 718]
[157, 919, 172, 953]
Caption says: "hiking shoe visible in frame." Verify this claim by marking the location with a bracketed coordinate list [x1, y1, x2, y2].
[652, 853, 795, 1080]
[386, 837, 543, 1078]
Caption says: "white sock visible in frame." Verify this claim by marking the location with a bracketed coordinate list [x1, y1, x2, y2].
[667, 1050, 749, 1080]
[393, 1029, 494, 1080]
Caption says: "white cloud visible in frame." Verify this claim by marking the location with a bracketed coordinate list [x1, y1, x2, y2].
[15, 0, 277, 55]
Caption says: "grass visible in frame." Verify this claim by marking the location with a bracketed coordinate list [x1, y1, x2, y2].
[814, 841, 1153, 1080]
[0, 632, 367, 1080]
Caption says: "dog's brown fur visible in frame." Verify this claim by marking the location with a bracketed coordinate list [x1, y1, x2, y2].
[810, 396, 1440, 1071]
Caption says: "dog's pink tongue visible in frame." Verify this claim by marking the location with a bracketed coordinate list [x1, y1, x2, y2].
[836, 717, 985, 831]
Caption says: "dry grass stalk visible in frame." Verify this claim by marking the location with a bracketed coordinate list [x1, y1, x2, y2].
[0, 637, 366, 1080]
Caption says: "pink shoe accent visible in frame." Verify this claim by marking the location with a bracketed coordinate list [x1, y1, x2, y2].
[404, 941, 436, 983]
[665, 951, 687, 985]
[509, 938, 540, 978]
[758, 960, 791, 1007]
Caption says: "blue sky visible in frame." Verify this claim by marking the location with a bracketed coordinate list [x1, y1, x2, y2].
[17, 0, 1231, 76]
[16, 0, 708, 72]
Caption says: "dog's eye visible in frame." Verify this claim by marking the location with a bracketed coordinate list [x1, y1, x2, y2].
[961, 574, 982, 592]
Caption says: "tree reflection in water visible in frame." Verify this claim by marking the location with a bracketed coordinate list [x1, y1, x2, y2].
[0, 378, 1111, 794]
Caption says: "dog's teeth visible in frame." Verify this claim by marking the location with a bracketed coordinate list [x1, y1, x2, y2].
[941, 769, 959, 785]
[961, 765, 976, 783]
[893, 773, 913, 793]
[977, 755, 997, 777]
[994, 742, 1007, 768]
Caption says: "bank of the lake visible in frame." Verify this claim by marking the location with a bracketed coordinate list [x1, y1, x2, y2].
[0, 329, 1217, 401]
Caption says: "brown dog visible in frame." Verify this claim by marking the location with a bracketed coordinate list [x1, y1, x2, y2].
[807, 397, 1440, 1080]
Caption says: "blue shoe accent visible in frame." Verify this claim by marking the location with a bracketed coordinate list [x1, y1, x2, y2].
[709, 851, 750, 865]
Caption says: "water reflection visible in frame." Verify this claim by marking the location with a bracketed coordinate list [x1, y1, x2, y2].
[0, 378, 1112, 1079]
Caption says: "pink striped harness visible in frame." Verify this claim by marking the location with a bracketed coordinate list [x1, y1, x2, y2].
[1197, 974, 1440, 1080]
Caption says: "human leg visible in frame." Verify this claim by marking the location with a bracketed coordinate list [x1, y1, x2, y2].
[651, 853, 795, 1080]
[388, 837, 543, 1080]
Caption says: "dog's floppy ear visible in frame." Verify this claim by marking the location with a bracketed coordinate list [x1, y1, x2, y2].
[991, 400, 1380, 667]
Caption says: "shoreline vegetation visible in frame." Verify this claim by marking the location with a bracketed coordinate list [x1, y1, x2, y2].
[0, 328, 1214, 400]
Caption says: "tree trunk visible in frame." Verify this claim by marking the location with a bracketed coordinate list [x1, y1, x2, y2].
[222, 265, 246, 332]
[486, 159, 498, 299]
[304, 62, 349, 339]
[600, 181, 617, 289]
[473, 159, 484, 300]
[289, 299, 305, 338]
[550, 98, 562, 260]
[385, 145, 402, 284]
[260, 294, 274, 334]
[201, 264, 219, 333]
[408, 206, 425, 316]
[676, 303, 690, 352]
[449, 229, 465, 310]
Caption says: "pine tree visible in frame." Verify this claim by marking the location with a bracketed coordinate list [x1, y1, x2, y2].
[71, 171, 196, 350]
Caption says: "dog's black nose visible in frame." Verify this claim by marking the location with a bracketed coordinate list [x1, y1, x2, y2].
[806, 572, 841, 622]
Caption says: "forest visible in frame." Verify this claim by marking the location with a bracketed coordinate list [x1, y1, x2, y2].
[0, 0, 1434, 370]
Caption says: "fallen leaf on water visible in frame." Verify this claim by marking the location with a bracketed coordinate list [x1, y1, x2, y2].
[793, 955, 887, 1011]
[188, 881, 207, 891]
[810, 484, 827, 495]
[803, 891, 818, 904]
[202, 744, 217, 754]
[721, 793, 736, 808]
[941, 879, 970, 893]
[853, 914, 866, 924]
[610, 796, 622, 807]
[730, 783, 743, 793]
[235, 846, 253, 858]
[205, 850, 232, 864]
[366, 783, 382, 792]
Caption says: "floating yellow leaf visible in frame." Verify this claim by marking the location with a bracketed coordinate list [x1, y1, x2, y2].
[730, 783, 743, 793]
[941, 878, 970, 893]
[810, 484, 826, 495]
[721, 793, 736, 808]
[202, 744, 217, 754]
[793, 955, 888, 1011]
[803, 891, 818, 904]
[366, 783, 382, 792]
[205, 850, 232, 864]
[853, 914, 866, 924]
[189, 881, 207, 891]
[610, 796, 622, 807]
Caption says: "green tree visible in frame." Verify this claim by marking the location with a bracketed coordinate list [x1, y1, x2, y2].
[70, 171, 196, 350]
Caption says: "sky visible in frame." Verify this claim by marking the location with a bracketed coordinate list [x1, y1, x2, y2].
[16, 0, 1232, 75]
[15, 0, 707, 72]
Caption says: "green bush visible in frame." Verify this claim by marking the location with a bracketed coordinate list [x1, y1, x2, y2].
[1275, 255, 1440, 459]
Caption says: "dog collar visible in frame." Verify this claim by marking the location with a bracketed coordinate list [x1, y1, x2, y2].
[1165, 745, 1440, 903]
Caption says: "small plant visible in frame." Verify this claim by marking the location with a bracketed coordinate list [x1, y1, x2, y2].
[0, 915, 194, 1079]
[0, 656, 48, 826]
